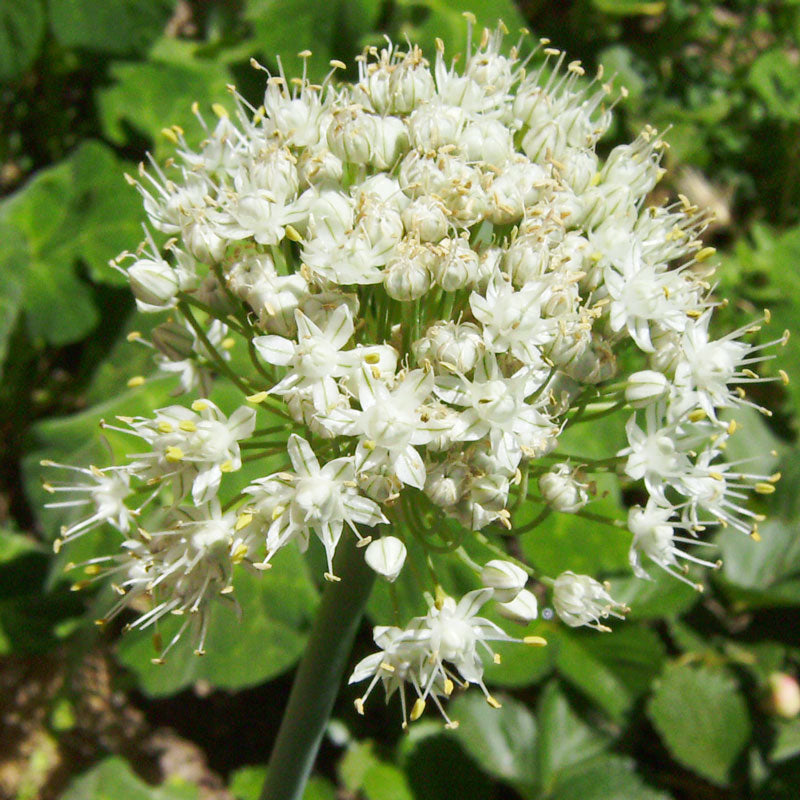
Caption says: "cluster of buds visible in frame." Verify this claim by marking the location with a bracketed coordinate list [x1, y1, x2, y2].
[47, 17, 784, 724]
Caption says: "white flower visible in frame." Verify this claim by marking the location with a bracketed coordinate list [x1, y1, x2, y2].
[628, 501, 717, 588]
[553, 571, 628, 632]
[246, 435, 387, 577]
[253, 304, 354, 412]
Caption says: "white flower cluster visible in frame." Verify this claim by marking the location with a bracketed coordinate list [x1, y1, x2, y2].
[49, 19, 784, 723]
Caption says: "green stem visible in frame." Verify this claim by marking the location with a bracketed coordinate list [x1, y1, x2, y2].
[259, 537, 375, 800]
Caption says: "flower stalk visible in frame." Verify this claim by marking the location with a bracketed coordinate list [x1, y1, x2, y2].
[259, 537, 375, 800]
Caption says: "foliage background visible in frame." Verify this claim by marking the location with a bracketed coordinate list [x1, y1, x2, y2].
[1, 0, 799, 798]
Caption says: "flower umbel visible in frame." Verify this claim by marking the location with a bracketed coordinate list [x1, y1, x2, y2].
[50, 16, 782, 729]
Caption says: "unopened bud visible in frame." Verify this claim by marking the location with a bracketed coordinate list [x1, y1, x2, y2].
[767, 673, 800, 719]
[480, 559, 527, 603]
[495, 588, 539, 624]
[151, 321, 195, 361]
[364, 536, 407, 582]
[626, 370, 669, 408]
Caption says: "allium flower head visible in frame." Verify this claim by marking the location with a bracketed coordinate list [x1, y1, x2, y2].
[50, 16, 783, 726]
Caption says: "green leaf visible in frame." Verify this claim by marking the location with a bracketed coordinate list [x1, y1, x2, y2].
[0, 141, 140, 345]
[554, 624, 665, 721]
[98, 47, 233, 161]
[116, 544, 318, 695]
[47, 0, 174, 54]
[0, 223, 27, 375]
[245, 0, 383, 83]
[0, 0, 44, 80]
[546, 753, 672, 800]
[770, 719, 800, 764]
[392, 0, 527, 66]
[61, 757, 197, 800]
[448, 692, 537, 793]
[230, 765, 336, 800]
[608, 570, 699, 620]
[748, 49, 800, 121]
[339, 741, 414, 800]
[647, 664, 751, 786]
[536, 680, 609, 790]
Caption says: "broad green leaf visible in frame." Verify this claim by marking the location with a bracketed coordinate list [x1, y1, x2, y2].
[546, 753, 672, 800]
[339, 741, 414, 800]
[448, 692, 538, 793]
[608, 570, 699, 620]
[0, 141, 140, 344]
[554, 624, 665, 721]
[61, 756, 197, 800]
[48, 0, 174, 54]
[748, 49, 800, 121]
[484, 617, 555, 688]
[536, 680, 609, 790]
[98, 48, 233, 161]
[647, 664, 751, 786]
[0, 223, 27, 375]
[597, 45, 647, 103]
[0, 157, 96, 344]
[392, 0, 527, 65]
[0, 0, 44, 80]
[245, 0, 382, 82]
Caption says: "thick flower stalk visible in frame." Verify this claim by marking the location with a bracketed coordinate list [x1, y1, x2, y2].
[48, 15, 785, 751]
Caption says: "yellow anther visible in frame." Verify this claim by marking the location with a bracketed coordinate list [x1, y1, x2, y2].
[364, 352, 380, 365]
[235, 513, 253, 531]
[493, 653, 502, 664]
[780, 369, 789, 385]
[165, 446, 184, 463]
[524, 636, 548, 647]
[157, 421, 174, 434]
[380, 661, 396, 673]
[354, 698, 365, 715]
[178, 420, 197, 432]
[750, 527, 761, 542]
[486, 695, 502, 709]
[127, 376, 145, 388]
[127, 331, 142, 341]
[220, 460, 234, 473]
[232, 544, 249, 564]
[688, 409, 706, 422]
[329, 60, 346, 70]
[212, 103, 228, 118]
[727, 419, 738, 435]
[755, 482, 776, 495]
[161, 127, 179, 143]
[444, 678, 454, 696]
[695, 246, 716, 262]
[247, 391, 269, 404]
[284, 225, 303, 243]
[410, 698, 426, 721]
[84, 564, 101, 576]
[191, 399, 209, 412]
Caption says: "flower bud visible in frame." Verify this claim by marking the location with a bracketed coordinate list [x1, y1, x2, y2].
[766, 673, 800, 719]
[151, 321, 195, 361]
[460, 119, 513, 167]
[522, 121, 566, 162]
[504, 234, 549, 286]
[413, 321, 483, 373]
[539, 465, 589, 513]
[560, 147, 599, 194]
[327, 108, 374, 164]
[389, 60, 435, 113]
[495, 588, 539, 623]
[430, 237, 480, 291]
[626, 370, 669, 408]
[480, 559, 527, 603]
[364, 536, 407, 582]
[127, 257, 180, 308]
[425, 459, 469, 508]
[402, 198, 449, 242]
[370, 116, 409, 170]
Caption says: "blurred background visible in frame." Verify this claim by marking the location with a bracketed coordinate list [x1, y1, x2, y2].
[1, 1, 799, 798]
